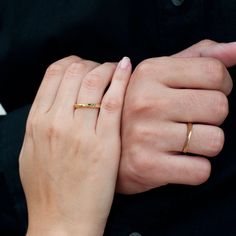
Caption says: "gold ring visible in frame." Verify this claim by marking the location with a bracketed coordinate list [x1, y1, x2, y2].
[74, 103, 101, 109]
[182, 122, 193, 153]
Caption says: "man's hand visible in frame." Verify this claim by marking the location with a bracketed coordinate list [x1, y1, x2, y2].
[117, 40, 234, 194]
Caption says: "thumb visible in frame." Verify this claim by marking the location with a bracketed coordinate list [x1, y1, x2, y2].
[172, 39, 236, 67]
[201, 42, 236, 67]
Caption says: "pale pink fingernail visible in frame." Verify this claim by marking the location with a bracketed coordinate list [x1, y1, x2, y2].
[119, 56, 131, 69]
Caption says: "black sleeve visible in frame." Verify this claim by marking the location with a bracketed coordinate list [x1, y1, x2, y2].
[0, 105, 30, 236]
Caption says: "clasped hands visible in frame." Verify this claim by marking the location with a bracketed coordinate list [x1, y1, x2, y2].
[19, 40, 235, 235]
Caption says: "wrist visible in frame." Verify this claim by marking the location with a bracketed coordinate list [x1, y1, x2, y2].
[27, 224, 105, 236]
[27, 217, 106, 236]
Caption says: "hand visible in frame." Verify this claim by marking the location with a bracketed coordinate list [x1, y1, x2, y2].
[19, 56, 132, 235]
[117, 40, 235, 194]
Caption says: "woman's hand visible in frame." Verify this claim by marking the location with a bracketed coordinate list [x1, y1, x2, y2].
[19, 56, 132, 236]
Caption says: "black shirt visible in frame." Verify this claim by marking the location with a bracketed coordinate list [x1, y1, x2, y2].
[0, 0, 236, 235]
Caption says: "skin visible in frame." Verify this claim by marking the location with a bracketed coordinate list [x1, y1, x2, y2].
[19, 40, 235, 234]
[117, 40, 235, 194]
[19, 57, 132, 236]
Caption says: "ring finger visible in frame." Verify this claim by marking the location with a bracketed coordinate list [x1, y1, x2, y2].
[154, 122, 224, 157]
[75, 63, 116, 130]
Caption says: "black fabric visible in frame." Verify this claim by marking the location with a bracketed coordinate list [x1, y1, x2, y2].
[0, 172, 19, 236]
[0, 0, 236, 235]
[0, 106, 29, 236]
[2, 0, 236, 112]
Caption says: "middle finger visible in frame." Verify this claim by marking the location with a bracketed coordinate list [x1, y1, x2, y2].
[162, 89, 229, 125]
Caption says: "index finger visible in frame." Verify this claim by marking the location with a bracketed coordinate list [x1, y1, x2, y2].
[152, 57, 233, 96]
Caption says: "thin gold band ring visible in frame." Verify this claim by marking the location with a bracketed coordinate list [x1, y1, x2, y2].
[182, 122, 193, 153]
[74, 103, 101, 109]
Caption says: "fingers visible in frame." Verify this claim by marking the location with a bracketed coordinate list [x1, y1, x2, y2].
[158, 154, 212, 186]
[166, 89, 229, 125]
[173, 39, 236, 68]
[31, 56, 82, 114]
[172, 39, 218, 58]
[51, 60, 99, 116]
[74, 62, 116, 130]
[123, 146, 211, 187]
[143, 86, 228, 125]
[181, 124, 224, 157]
[152, 57, 233, 96]
[132, 120, 224, 158]
[155, 122, 224, 157]
[200, 42, 236, 67]
[97, 57, 132, 136]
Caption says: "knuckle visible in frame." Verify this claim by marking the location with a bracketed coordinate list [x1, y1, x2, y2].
[71, 133, 92, 154]
[199, 39, 215, 47]
[45, 63, 64, 78]
[57, 55, 81, 65]
[66, 62, 86, 77]
[25, 117, 36, 137]
[214, 92, 229, 121]
[128, 154, 153, 177]
[134, 57, 168, 80]
[129, 95, 154, 114]
[192, 160, 211, 185]
[127, 94, 168, 118]
[207, 127, 225, 157]
[82, 72, 103, 90]
[206, 59, 226, 86]
[129, 97, 146, 114]
[102, 98, 122, 113]
[130, 124, 150, 143]
[66, 55, 81, 61]
[102, 62, 116, 70]
[45, 120, 64, 140]
[25, 113, 44, 137]
[135, 60, 152, 75]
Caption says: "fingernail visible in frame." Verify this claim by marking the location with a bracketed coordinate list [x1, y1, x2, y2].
[119, 56, 131, 69]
